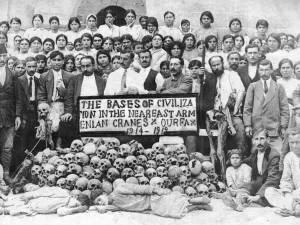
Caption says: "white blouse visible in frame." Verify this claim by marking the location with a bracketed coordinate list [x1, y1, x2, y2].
[98, 24, 120, 38]
[119, 24, 143, 41]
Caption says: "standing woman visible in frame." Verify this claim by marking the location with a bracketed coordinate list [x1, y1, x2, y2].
[120, 34, 134, 50]
[79, 14, 99, 36]
[228, 18, 249, 49]
[42, 38, 55, 55]
[159, 11, 183, 42]
[150, 33, 168, 72]
[93, 33, 104, 51]
[56, 34, 69, 55]
[98, 10, 120, 38]
[29, 36, 43, 56]
[96, 49, 114, 79]
[7, 18, 24, 51]
[9, 35, 22, 56]
[0, 31, 8, 49]
[16, 38, 31, 60]
[13, 60, 26, 77]
[77, 33, 97, 62]
[0, 21, 9, 34]
[24, 14, 47, 40]
[182, 33, 198, 62]
[102, 37, 116, 57]
[119, 9, 143, 41]
[294, 61, 300, 80]
[65, 17, 81, 45]
[233, 34, 245, 56]
[46, 16, 63, 43]
[74, 38, 83, 52]
[138, 17, 159, 41]
[163, 35, 174, 52]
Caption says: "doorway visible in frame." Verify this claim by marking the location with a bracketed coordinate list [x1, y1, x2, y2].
[96, 6, 127, 27]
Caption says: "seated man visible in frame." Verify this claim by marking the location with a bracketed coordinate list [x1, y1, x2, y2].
[0, 186, 89, 216]
[93, 182, 212, 219]
[265, 127, 300, 217]
[222, 129, 281, 212]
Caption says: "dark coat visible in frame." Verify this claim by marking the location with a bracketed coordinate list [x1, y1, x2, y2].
[18, 74, 39, 121]
[37, 69, 73, 105]
[64, 73, 106, 117]
[243, 146, 281, 197]
[0, 67, 22, 127]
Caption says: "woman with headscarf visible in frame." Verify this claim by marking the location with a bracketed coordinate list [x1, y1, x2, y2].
[179, 19, 195, 36]
[79, 14, 99, 36]
[119, 9, 143, 41]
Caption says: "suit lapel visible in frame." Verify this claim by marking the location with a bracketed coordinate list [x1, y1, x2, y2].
[61, 70, 69, 87]
[76, 74, 84, 100]
[95, 74, 103, 95]
[263, 80, 277, 107]
[3, 67, 12, 88]
[261, 147, 271, 175]
[20, 75, 30, 101]
[34, 76, 39, 101]
[255, 80, 265, 103]
[46, 70, 54, 101]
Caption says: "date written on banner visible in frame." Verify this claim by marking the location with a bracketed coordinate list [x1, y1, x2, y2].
[78, 95, 198, 135]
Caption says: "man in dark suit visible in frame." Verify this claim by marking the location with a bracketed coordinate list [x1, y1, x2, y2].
[222, 129, 281, 212]
[15, 57, 39, 167]
[0, 44, 22, 184]
[60, 56, 106, 147]
[237, 44, 276, 91]
[37, 51, 73, 105]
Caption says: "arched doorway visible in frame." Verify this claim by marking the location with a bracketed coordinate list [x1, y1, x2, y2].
[96, 6, 127, 27]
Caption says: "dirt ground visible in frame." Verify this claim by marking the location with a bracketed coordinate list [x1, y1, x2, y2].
[1, 198, 299, 225]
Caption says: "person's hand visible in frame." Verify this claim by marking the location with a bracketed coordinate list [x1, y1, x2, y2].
[21, 120, 26, 129]
[15, 116, 21, 130]
[61, 113, 72, 123]
[206, 110, 216, 122]
[246, 195, 260, 204]
[20, 195, 31, 204]
[275, 208, 295, 217]
[128, 20, 135, 28]
[56, 79, 64, 89]
[245, 126, 253, 137]
[105, 19, 113, 28]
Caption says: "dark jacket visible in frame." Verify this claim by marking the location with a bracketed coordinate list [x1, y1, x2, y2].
[0, 67, 22, 127]
[18, 74, 39, 121]
[144, 69, 158, 91]
[37, 69, 73, 105]
[64, 73, 106, 117]
[244, 146, 281, 197]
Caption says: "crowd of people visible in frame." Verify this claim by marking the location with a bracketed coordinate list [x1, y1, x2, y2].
[0, 8, 299, 218]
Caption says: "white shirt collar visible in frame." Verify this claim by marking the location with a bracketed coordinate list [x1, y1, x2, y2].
[26, 74, 34, 81]
[53, 69, 62, 77]
[260, 77, 271, 87]
[83, 73, 95, 79]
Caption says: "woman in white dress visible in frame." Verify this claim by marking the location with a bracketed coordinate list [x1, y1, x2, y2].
[138, 17, 159, 42]
[79, 14, 99, 37]
[119, 9, 143, 41]
[65, 17, 81, 44]
[98, 9, 120, 38]
[46, 16, 63, 43]
[56, 34, 70, 56]
[24, 14, 47, 40]
[159, 11, 183, 42]
[16, 38, 31, 60]
[77, 33, 97, 62]
[150, 33, 168, 72]
[29, 36, 43, 57]
[7, 18, 24, 51]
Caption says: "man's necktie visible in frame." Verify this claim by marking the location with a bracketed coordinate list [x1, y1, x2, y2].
[264, 80, 268, 94]
[121, 69, 127, 90]
[29, 77, 33, 98]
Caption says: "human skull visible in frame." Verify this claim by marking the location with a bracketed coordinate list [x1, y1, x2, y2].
[107, 168, 120, 182]
[180, 166, 191, 181]
[98, 159, 111, 172]
[144, 168, 157, 180]
[42, 149, 52, 164]
[47, 174, 57, 187]
[125, 155, 137, 169]
[177, 154, 189, 166]
[81, 166, 95, 179]
[102, 181, 113, 194]
[144, 148, 156, 160]
[87, 179, 102, 190]
[38, 103, 50, 119]
[67, 163, 82, 175]
[64, 153, 75, 165]
[217, 182, 226, 193]
[175, 144, 187, 155]
[134, 166, 145, 177]
[196, 184, 209, 197]
[188, 159, 202, 176]
[156, 166, 167, 177]
[185, 186, 197, 197]
[156, 154, 167, 167]
[75, 152, 89, 166]
[113, 178, 125, 189]
[75, 177, 89, 191]
[135, 143, 145, 156]
[42, 164, 55, 178]
[65, 174, 79, 190]
[121, 168, 134, 180]
[146, 160, 157, 169]
[189, 152, 205, 163]
[167, 157, 178, 168]
[118, 144, 131, 157]
[57, 178, 66, 189]
[55, 165, 67, 178]
[70, 189, 82, 197]
[179, 175, 188, 189]
[54, 158, 66, 168]
[162, 176, 172, 189]
[113, 158, 126, 172]
[70, 139, 84, 153]
[31, 165, 42, 178]
[90, 168, 103, 180]
[201, 161, 214, 176]
[138, 176, 149, 185]
[38, 176, 48, 187]
[106, 137, 120, 150]
[83, 142, 96, 155]
[90, 156, 101, 169]
[137, 155, 147, 167]
[168, 166, 182, 183]
[208, 184, 217, 198]
[126, 177, 139, 184]
[150, 177, 164, 188]
[172, 186, 184, 194]
[164, 146, 176, 159]
[48, 156, 59, 165]
[106, 149, 118, 163]
[209, 173, 219, 184]
[196, 173, 210, 186]
[152, 142, 165, 155]
[96, 145, 108, 159]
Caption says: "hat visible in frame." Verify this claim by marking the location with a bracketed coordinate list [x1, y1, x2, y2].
[0, 44, 7, 54]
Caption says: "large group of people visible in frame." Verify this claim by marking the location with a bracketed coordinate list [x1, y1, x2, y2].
[0, 7, 300, 219]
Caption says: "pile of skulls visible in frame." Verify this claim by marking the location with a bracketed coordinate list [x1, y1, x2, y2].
[29, 138, 226, 198]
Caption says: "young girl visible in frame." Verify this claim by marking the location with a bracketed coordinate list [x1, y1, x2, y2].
[182, 33, 198, 62]
[226, 149, 252, 192]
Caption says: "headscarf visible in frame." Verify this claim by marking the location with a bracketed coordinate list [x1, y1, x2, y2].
[86, 14, 98, 32]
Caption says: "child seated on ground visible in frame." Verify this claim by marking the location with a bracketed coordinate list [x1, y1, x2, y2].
[0, 186, 89, 216]
[226, 149, 252, 194]
[92, 182, 212, 219]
